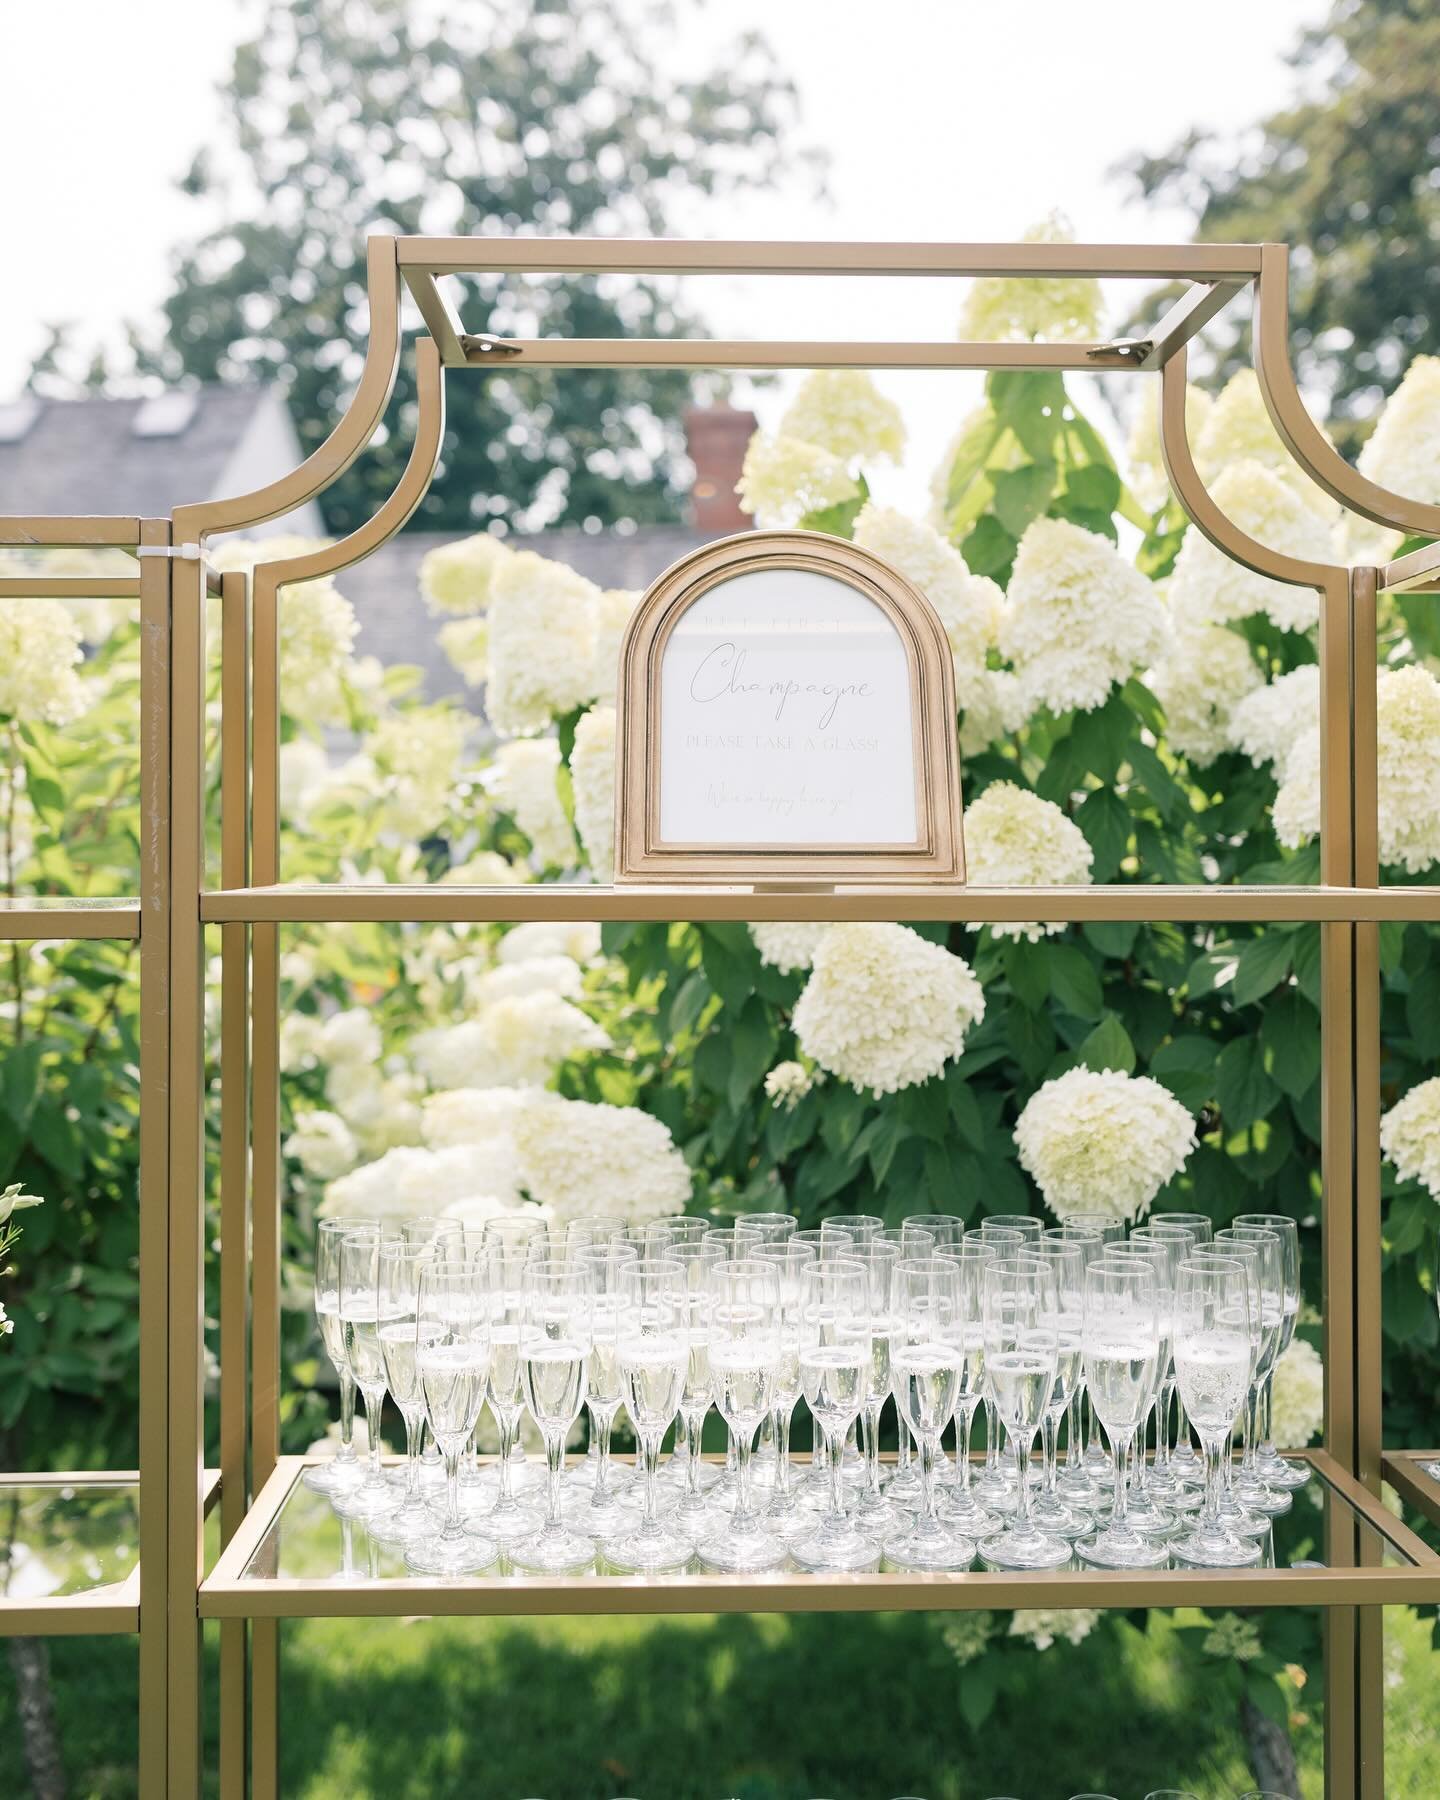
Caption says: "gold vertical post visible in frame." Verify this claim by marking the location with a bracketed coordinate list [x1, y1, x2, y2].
[218, 568, 253, 1800]
[137, 518, 174, 1798]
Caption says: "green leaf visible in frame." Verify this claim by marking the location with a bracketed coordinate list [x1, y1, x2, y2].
[1047, 944, 1105, 1020]
[1083, 920, 1139, 960]
[699, 925, 756, 1012]
[30, 1095, 83, 1182]
[1231, 931, 1294, 1007]
[1262, 990, 1322, 1101]
[991, 370, 1067, 461]
[1002, 938, 1051, 1012]
[855, 1110, 909, 1187]
[958, 1663, 998, 1732]
[1006, 1005, 1055, 1082]
[1293, 928, 1323, 1009]
[1406, 965, 1440, 1058]
[1, 1044, 43, 1128]
[1244, 1669, 1291, 1729]
[945, 1070, 987, 1150]
[1074, 1013, 1136, 1074]
[1187, 947, 1239, 999]
[991, 462, 1056, 538]
[1063, 462, 1121, 516]
[1150, 1035, 1219, 1110]
[725, 997, 777, 1111]
[960, 514, 1017, 580]
[1076, 787, 1131, 880]
[1217, 1036, 1280, 1130]
[668, 969, 710, 1039]
[800, 477, 868, 541]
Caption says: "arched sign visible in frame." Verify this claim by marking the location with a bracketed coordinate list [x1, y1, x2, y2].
[614, 529, 965, 883]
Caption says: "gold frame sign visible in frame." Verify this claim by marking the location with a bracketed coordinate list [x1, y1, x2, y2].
[614, 529, 965, 884]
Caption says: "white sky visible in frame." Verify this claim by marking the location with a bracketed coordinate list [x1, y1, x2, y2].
[1, 0, 1330, 514]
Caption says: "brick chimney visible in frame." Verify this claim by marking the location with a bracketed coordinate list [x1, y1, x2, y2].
[683, 403, 757, 534]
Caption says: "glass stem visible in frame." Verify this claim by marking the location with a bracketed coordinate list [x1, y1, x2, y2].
[594, 1409, 613, 1500]
[775, 1407, 793, 1501]
[826, 1423, 845, 1525]
[919, 1431, 938, 1526]
[545, 1429, 564, 1530]
[1111, 1428, 1133, 1530]
[1041, 1410, 1060, 1499]
[403, 1410, 422, 1502]
[363, 1389, 384, 1482]
[337, 1367, 357, 1462]
[1241, 1383, 1259, 1476]
[1155, 1381, 1175, 1475]
[984, 1398, 1000, 1473]
[958, 1403, 976, 1496]
[1013, 1429, 1034, 1527]
[1202, 1432, 1224, 1528]
[685, 1411, 704, 1500]
[1065, 1390, 1083, 1473]
[1258, 1369, 1276, 1458]
[642, 1431, 661, 1528]
[1134, 1404, 1152, 1495]
[861, 1401, 882, 1498]
[1174, 1393, 1195, 1460]
[496, 1412, 516, 1505]
[896, 1421, 912, 1475]
[734, 1427, 755, 1528]
[444, 1447, 462, 1537]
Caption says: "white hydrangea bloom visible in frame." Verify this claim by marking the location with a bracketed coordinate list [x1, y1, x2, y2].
[1007, 1608, 1101, 1651]
[0, 1300, 11, 1337]
[485, 551, 599, 734]
[1269, 1338, 1325, 1449]
[779, 371, 906, 465]
[852, 504, 1002, 705]
[279, 739, 332, 825]
[589, 590, 639, 701]
[1195, 371, 1337, 519]
[570, 704, 616, 881]
[1014, 1067, 1197, 1225]
[1126, 383, 1214, 513]
[736, 434, 860, 527]
[958, 667, 1030, 755]
[748, 922, 831, 973]
[497, 920, 603, 966]
[963, 781, 1094, 941]
[278, 578, 360, 725]
[940, 1612, 996, 1666]
[1150, 617, 1263, 766]
[421, 1086, 534, 1150]
[793, 923, 985, 1094]
[1167, 461, 1331, 634]
[367, 709, 467, 835]
[513, 1095, 692, 1227]
[957, 214, 1103, 344]
[278, 1012, 325, 1073]
[441, 851, 525, 887]
[437, 616, 488, 688]
[419, 532, 513, 617]
[320, 1144, 436, 1218]
[763, 1061, 815, 1109]
[0, 595, 86, 725]
[1227, 665, 1321, 772]
[1358, 356, 1440, 501]
[1380, 1074, 1440, 1199]
[318, 1007, 382, 1067]
[470, 957, 583, 1006]
[283, 1110, 358, 1181]
[1202, 1614, 1264, 1661]
[487, 737, 577, 869]
[1001, 519, 1169, 715]
[323, 1065, 423, 1156]
[411, 992, 609, 1090]
[1275, 666, 1440, 871]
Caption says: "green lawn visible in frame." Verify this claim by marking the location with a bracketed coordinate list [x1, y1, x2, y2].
[3, 1606, 1437, 1797]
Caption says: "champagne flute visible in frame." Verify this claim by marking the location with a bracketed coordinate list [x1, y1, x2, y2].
[333, 1229, 404, 1525]
[509, 1261, 596, 1575]
[974, 1219, 1038, 1510]
[1233, 1212, 1311, 1490]
[367, 1241, 443, 1545]
[604, 1258, 692, 1572]
[1064, 1213, 1128, 1475]
[404, 1262, 496, 1575]
[792, 1260, 880, 1571]
[901, 1214, 965, 1251]
[697, 1261, 786, 1572]
[1099, 1241, 1176, 1540]
[1216, 1227, 1292, 1518]
[480, 1216, 550, 1499]
[671, 1238, 725, 1536]
[752, 1240, 817, 1540]
[304, 1217, 378, 1495]
[564, 1240, 640, 1536]
[656, 1218, 719, 1491]
[977, 1258, 1068, 1571]
[738, 1215, 797, 1479]
[393, 1216, 463, 1489]
[884, 1258, 977, 1571]
[1130, 1222, 1198, 1503]
[1188, 1242, 1270, 1543]
[846, 1239, 907, 1535]
[936, 1239, 1001, 1538]
[1043, 1225, 1106, 1507]
[1151, 1209, 1213, 1479]
[1170, 1256, 1264, 1568]
[1075, 1258, 1168, 1569]
[823, 1214, 881, 1246]
[1020, 1239, 1090, 1538]
[465, 1240, 543, 1546]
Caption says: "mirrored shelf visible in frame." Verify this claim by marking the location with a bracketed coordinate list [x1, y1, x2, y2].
[200, 1452, 1438, 1623]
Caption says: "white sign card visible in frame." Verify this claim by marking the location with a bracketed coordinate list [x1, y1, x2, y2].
[657, 567, 919, 846]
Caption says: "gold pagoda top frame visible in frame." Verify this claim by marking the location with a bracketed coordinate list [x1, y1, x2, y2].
[4, 234, 1440, 1800]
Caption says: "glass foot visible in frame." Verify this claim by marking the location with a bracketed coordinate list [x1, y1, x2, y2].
[366, 1501, 439, 1546]
[469, 1494, 544, 1545]
[564, 1491, 641, 1540]
[601, 1521, 693, 1574]
[696, 1520, 789, 1572]
[405, 1529, 498, 1575]
[1216, 1496, 1272, 1539]
[663, 1455, 720, 1493]
[507, 1524, 597, 1574]
[1256, 1453, 1312, 1490]
[332, 1477, 401, 1523]
[852, 1490, 912, 1535]
[1054, 1468, 1104, 1507]
[978, 1524, 1072, 1570]
[939, 1493, 1001, 1538]
[1075, 1525, 1169, 1569]
[1170, 1524, 1264, 1568]
[303, 1457, 364, 1496]
[1234, 1476, 1293, 1518]
[1027, 1494, 1091, 1538]
[883, 1521, 975, 1572]
[792, 1517, 883, 1572]
[1119, 1495, 1176, 1538]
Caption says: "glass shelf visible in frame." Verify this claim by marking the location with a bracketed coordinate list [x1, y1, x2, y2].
[1382, 1451, 1440, 1532]
[0, 1474, 141, 1635]
[200, 1453, 1439, 1623]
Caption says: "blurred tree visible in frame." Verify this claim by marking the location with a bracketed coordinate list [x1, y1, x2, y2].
[42, 0, 813, 533]
[1118, 0, 1440, 445]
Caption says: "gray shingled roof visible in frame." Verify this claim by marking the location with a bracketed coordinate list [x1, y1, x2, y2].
[0, 387, 274, 518]
[338, 525, 726, 705]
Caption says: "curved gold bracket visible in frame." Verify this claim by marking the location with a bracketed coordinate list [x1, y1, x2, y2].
[1254, 242, 1440, 538]
[174, 237, 404, 543]
[248, 336, 447, 883]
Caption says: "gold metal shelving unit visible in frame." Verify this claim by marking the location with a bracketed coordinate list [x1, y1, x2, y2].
[4, 235, 1439, 1798]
